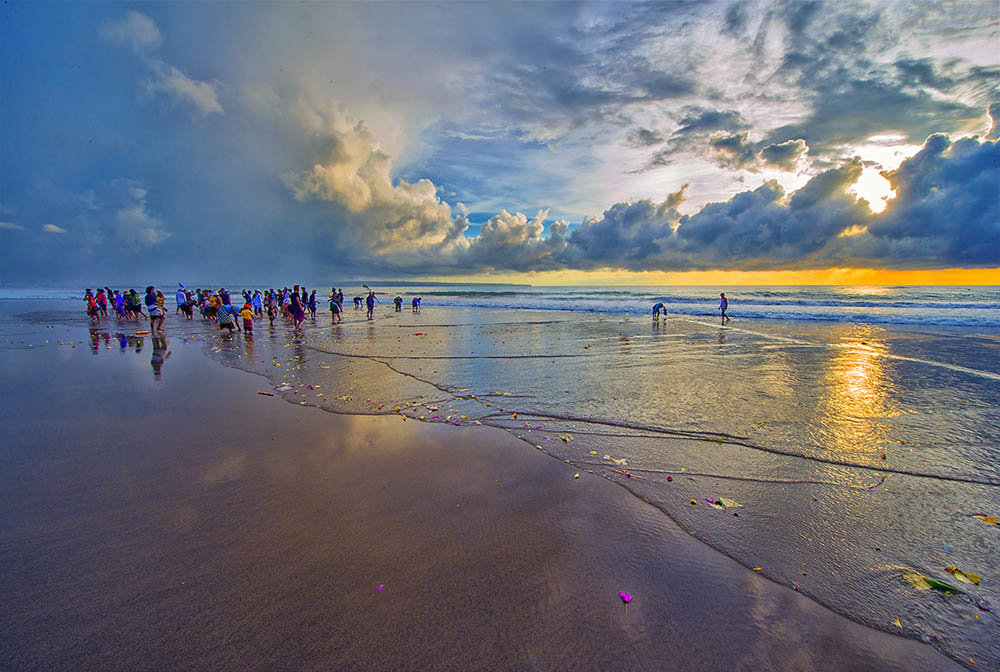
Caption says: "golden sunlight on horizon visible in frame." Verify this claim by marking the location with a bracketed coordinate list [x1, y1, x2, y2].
[426, 267, 1000, 286]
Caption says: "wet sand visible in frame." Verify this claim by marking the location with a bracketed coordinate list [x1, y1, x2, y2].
[0, 314, 963, 671]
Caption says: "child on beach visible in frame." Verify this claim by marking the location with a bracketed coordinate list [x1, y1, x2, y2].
[239, 303, 254, 335]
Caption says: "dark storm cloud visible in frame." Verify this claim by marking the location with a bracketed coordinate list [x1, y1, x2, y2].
[758, 139, 808, 170]
[676, 107, 749, 135]
[779, 0, 823, 36]
[894, 58, 959, 92]
[549, 134, 999, 272]
[845, 135, 1000, 267]
[558, 186, 687, 269]
[764, 79, 983, 157]
[642, 107, 751, 168]
[700, 133, 808, 172]
[627, 128, 666, 147]
[721, 1, 749, 37]
[707, 132, 758, 169]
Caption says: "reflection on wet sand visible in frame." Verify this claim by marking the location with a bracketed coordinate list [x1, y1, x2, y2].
[821, 326, 898, 458]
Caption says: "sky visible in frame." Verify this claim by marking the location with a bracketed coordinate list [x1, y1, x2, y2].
[1, 1, 998, 286]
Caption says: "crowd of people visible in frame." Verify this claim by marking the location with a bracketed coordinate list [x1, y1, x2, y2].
[85, 284, 423, 333]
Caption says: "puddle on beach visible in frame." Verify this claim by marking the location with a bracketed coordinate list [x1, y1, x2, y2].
[7, 300, 999, 668]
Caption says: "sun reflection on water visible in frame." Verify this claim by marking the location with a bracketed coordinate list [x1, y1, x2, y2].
[820, 327, 899, 458]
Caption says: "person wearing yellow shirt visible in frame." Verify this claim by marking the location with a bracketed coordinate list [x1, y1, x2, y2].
[239, 304, 254, 335]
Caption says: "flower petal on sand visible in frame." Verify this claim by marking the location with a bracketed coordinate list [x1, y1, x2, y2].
[945, 567, 980, 585]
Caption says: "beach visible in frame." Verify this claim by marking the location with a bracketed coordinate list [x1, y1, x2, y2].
[1, 293, 995, 670]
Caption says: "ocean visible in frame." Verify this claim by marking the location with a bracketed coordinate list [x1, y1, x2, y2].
[4, 283, 999, 667]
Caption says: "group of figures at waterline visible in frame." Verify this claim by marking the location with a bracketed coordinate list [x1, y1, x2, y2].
[83, 284, 424, 334]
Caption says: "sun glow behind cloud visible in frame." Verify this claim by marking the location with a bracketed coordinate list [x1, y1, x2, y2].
[848, 169, 896, 214]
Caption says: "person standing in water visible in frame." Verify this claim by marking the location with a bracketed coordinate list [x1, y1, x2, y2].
[652, 302, 666, 319]
[365, 291, 379, 320]
[719, 292, 730, 324]
[290, 289, 306, 330]
[329, 292, 342, 323]
[393, 296, 403, 312]
[145, 286, 166, 331]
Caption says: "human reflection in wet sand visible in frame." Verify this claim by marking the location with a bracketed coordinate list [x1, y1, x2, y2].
[243, 330, 254, 361]
[151, 336, 171, 379]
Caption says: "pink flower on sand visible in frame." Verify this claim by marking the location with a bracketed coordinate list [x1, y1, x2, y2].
[618, 591, 632, 603]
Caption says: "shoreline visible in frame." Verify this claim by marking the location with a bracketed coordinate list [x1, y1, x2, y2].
[0, 307, 967, 670]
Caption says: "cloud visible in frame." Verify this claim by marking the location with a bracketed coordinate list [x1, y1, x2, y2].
[0, 222, 25, 230]
[239, 83, 284, 117]
[988, 102, 999, 140]
[8, 2, 997, 283]
[559, 185, 687, 269]
[676, 107, 749, 135]
[99, 10, 162, 53]
[279, 90, 997, 275]
[29, 179, 167, 248]
[549, 133, 998, 272]
[848, 134, 1000, 267]
[463, 210, 569, 272]
[110, 181, 170, 248]
[759, 138, 809, 170]
[627, 128, 665, 147]
[102, 11, 223, 117]
[145, 62, 223, 117]
[702, 134, 810, 172]
[642, 107, 753, 169]
[282, 101, 461, 258]
[721, 1, 749, 37]
[753, 5, 996, 159]
[708, 132, 758, 169]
